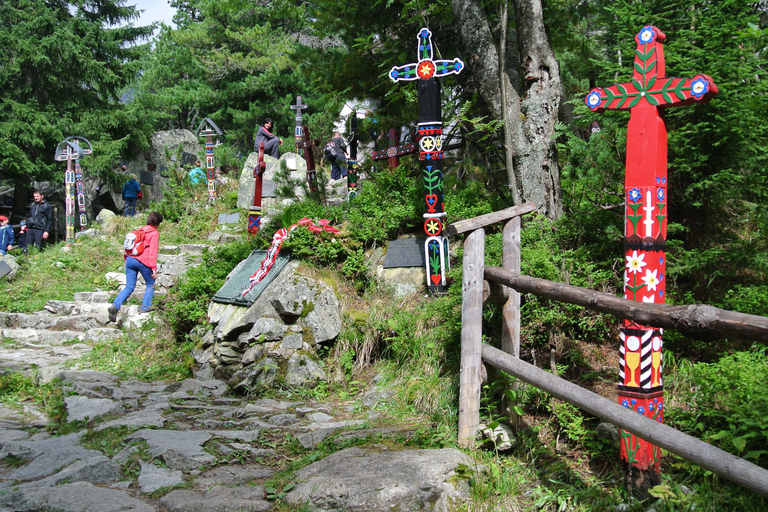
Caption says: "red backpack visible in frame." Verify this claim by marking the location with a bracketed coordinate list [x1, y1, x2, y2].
[123, 228, 147, 257]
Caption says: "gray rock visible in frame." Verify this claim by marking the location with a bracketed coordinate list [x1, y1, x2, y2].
[65, 396, 124, 423]
[74, 228, 99, 240]
[6, 444, 104, 481]
[160, 485, 271, 512]
[596, 422, 621, 443]
[95, 409, 166, 431]
[138, 460, 184, 494]
[192, 465, 274, 490]
[362, 386, 396, 408]
[268, 414, 299, 426]
[217, 213, 241, 225]
[284, 353, 327, 388]
[228, 357, 278, 394]
[280, 333, 303, 349]
[248, 317, 288, 342]
[95, 208, 118, 235]
[306, 412, 333, 423]
[18, 455, 121, 489]
[125, 430, 215, 470]
[477, 422, 517, 451]
[207, 231, 242, 244]
[284, 447, 474, 512]
[0, 481, 156, 512]
[208, 430, 261, 443]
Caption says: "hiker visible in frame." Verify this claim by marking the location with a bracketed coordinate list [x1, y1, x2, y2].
[189, 159, 206, 186]
[327, 132, 347, 181]
[255, 118, 283, 159]
[27, 191, 53, 251]
[0, 216, 14, 256]
[122, 173, 141, 217]
[16, 220, 27, 255]
[108, 211, 163, 322]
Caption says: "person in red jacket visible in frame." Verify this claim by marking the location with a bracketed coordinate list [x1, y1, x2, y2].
[108, 212, 163, 322]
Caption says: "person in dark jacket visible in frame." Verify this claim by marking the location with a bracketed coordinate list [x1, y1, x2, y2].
[27, 191, 53, 251]
[254, 118, 283, 158]
[122, 174, 141, 217]
[330, 132, 348, 181]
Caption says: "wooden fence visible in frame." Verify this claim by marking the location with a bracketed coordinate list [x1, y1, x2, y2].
[452, 205, 768, 498]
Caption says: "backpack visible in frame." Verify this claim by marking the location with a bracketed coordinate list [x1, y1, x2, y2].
[323, 140, 335, 160]
[123, 228, 147, 257]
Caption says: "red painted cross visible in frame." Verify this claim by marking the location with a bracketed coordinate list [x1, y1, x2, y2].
[248, 141, 266, 236]
[370, 128, 416, 169]
[585, 26, 717, 481]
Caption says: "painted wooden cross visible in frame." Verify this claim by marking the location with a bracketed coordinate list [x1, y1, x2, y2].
[195, 118, 224, 201]
[370, 128, 416, 169]
[585, 26, 717, 489]
[248, 141, 267, 235]
[390, 27, 464, 294]
[55, 137, 92, 246]
[347, 115, 360, 199]
[291, 96, 308, 157]
[290, 96, 320, 194]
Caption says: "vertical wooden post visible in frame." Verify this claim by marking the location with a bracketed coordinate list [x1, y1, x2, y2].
[459, 228, 484, 448]
[501, 216, 521, 422]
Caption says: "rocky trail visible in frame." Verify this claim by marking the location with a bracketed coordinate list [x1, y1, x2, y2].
[0, 244, 478, 512]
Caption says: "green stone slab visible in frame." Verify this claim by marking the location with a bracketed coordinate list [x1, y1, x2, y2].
[212, 249, 291, 307]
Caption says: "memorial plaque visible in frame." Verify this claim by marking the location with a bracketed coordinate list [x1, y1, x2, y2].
[0, 260, 12, 279]
[262, 180, 277, 198]
[218, 212, 241, 225]
[212, 249, 291, 306]
[140, 171, 154, 185]
[383, 238, 427, 268]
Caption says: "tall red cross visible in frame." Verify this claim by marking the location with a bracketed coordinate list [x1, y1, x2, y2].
[248, 141, 266, 236]
[371, 128, 416, 169]
[585, 26, 717, 487]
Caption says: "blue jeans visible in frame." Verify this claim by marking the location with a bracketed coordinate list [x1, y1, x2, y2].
[124, 198, 137, 217]
[113, 257, 155, 311]
[331, 155, 347, 179]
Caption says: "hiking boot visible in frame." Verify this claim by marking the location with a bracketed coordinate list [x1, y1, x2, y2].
[139, 308, 153, 314]
[108, 305, 118, 323]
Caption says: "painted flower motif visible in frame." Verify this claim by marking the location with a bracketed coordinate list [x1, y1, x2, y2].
[648, 402, 655, 411]
[585, 90, 603, 110]
[659, 290, 664, 298]
[637, 406, 645, 414]
[631, 399, 637, 405]
[642, 295, 655, 303]
[622, 400, 630, 408]
[454, 61, 464, 72]
[690, 76, 710, 99]
[628, 188, 642, 202]
[420, 28, 430, 39]
[638, 26, 656, 45]
[642, 269, 659, 291]
[626, 250, 647, 274]
[390, 69, 399, 80]
[657, 188, 665, 202]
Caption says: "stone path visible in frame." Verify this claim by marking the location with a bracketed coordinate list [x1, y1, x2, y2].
[0, 244, 478, 512]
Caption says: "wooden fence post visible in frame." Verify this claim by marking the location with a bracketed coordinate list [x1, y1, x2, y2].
[458, 228, 484, 448]
[501, 216, 521, 422]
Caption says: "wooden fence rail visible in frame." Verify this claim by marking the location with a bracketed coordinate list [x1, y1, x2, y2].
[453, 205, 768, 499]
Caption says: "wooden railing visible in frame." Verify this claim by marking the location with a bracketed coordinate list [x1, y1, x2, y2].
[451, 206, 768, 498]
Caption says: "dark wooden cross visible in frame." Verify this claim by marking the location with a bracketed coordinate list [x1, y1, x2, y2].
[346, 115, 360, 199]
[248, 141, 267, 235]
[585, 25, 717, 491]
[195, 118, 224, 201]
[370, 128, 416, 169]
[55, 136, 92, 246]
[291, 96, 308, 157]
[390, 27, 464, 294]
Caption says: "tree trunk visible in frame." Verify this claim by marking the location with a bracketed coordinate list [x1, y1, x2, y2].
[450, 0, 562, 219]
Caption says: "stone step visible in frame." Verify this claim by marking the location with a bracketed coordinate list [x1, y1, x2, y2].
[0, 312, 108, 332]
[72, 291, 113, 303]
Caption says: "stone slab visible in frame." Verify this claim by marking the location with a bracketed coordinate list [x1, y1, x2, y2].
[383, 237, 427, 268]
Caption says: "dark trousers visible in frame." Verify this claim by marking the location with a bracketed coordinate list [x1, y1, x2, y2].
[331, 155, 347, 180]
[263, 138, 280, 158]
[28, 228, 46, 250]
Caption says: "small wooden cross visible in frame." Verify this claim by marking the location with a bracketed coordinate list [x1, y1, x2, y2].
[370, 129, 416, 169]
[585, 25, 717, 489]
[291, 96, 309, 157]
[390, 27, 464, 294]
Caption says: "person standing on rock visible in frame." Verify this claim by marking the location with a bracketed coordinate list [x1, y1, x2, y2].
[27, 191, 53, 251]
[121, 173, 141, 217]
[255, 118, 283, 159]
[108, 212, 163, 323]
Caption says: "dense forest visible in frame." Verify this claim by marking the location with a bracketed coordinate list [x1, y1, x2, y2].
[1, 0, 767, 507]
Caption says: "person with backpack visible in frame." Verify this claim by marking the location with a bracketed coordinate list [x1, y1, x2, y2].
[108, 212, 163, 323]
[325, 132, 347, 182]
[122, 174, 141, 217]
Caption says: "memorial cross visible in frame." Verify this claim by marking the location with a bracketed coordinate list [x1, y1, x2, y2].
[389, 27, 464, 294]
[370, 128, 416, 169]
[195, 118, 224, 201]
[248, 141, 267, 235]
[291, 96, 308, 157]
[55, 137, 92, 246]
[346, 115, 360, 199]
[585, 26, 717, 488]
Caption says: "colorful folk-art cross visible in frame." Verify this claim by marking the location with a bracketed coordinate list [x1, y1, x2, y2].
[291, 96, 308, 157]
[248, 142, 267, 236]
[195, 118, 224, 201]
[585, 26, 717, 489]
[390, 27, 464, 293]
[370, 128, 416, 170]
[55, 137, 93, 246]
[347, 115, 359, 199]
